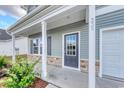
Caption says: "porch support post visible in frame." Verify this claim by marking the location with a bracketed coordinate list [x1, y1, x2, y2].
[12, 34, 16, 62]
[88, 5, 96, 88]
[41, 21, 47, 80]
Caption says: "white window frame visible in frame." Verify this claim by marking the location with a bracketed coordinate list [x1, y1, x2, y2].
[30, 37, 41, 55]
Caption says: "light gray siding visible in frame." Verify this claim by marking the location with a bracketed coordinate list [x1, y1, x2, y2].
[29, 8, 124, 60]
[29, 21, 89, 59]
[48, 21, 88, 59]
[96, 5, 109, 10]
[96, 9, 124, 59]
[48, 8, 124, 60]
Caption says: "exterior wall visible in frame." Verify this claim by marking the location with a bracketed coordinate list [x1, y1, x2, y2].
[0, 37, 29, 56]
[48, 21, 88, 59]
[29, 7, 124, 61]
[96, 5, 109, 10]
[27, 55, 99, 73]
[28, 6, 124, 72]
[96, 9, 124, 59]
[15, 37, 29, 55]
[29, 21, 89, 59]
[29, 21, 92, 72]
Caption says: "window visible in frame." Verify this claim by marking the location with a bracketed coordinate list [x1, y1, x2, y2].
[15, 48, 19, 55]
[30, 38, 40, 54]
[39, 38, 42, 54]
[30, 36, 51, 55]
[66, 34, 76, 56]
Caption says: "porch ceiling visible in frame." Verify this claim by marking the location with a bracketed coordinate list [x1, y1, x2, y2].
[12, 5, 87, 37]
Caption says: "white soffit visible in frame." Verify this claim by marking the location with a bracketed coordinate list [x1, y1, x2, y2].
[48, 9, 85, 30]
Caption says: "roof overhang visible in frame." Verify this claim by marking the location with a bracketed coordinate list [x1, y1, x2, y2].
[7, 5, 87, 35]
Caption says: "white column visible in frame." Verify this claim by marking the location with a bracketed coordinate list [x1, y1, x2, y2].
[41, 21, 47, 80]
[12, 34, 16, 62]
[88, 5, 96, 88]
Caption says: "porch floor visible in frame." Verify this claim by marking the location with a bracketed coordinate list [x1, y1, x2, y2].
[46, 65, 124, 88]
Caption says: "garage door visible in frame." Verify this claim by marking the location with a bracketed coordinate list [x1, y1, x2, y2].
[102, 29, 124, 79]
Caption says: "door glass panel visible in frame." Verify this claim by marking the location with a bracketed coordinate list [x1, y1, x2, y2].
[66, 34, 76, 56]
[31, 38, 39, 54]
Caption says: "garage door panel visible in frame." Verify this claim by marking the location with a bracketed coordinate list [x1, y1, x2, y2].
[102, 43, 120, 54]
[119, 71, 124, 78]
[103, 55, 119, 64]
[103, 68, 119, 77]
[103, 31, 119, 41]
[103, 51, 120, 55]
[102, 29, 124, 79]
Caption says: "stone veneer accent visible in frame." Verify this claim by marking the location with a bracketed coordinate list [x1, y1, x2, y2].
[27, 54, 100, 73]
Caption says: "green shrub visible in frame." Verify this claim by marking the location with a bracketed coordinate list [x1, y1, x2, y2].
[0, 56, 8, 69]
[5, 59, 37, 88]
[16, 55, 27, 62]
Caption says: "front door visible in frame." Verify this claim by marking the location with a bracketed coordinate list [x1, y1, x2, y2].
[64, 33, 79, 69]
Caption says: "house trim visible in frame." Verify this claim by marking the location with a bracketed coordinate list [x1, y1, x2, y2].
[62, 31, 80, 71]
[99, 25, 124, 77]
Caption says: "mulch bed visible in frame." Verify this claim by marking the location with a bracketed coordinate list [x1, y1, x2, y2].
[29, 77, 48, 88]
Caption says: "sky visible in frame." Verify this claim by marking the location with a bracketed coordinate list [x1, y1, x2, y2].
[0, 5, 26, 30]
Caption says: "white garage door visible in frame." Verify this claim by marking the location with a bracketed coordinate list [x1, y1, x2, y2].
[102, 29, 124, 79]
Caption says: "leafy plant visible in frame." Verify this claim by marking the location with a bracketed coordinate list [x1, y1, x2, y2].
[0, 56, 8, 69]
[5, 59, 37, 88]
[16, 55, 28, 62]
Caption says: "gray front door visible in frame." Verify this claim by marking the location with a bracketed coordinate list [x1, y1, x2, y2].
[64, 33, 79, 68]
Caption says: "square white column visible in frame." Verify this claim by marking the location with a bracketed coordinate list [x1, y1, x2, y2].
[88, 5, 96, 88]
[12, 34, 16, 62]
[41, 21, 47, 80]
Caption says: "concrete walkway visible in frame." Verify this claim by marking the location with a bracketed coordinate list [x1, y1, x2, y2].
[46, 65, 124, 88]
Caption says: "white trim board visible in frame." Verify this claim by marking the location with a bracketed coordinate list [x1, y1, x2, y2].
[96, 5, 124, 16]
[99, 25, 124, 77]
[62, 31, 80, 71]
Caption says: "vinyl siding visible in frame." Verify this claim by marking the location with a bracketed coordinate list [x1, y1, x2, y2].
[29, 8, 124, 60]
[48, 21, 88, 59]
[0, 37, 29, 56]
[96, 5, 109, 10]
[96, 9, 124, 59]
[29, 21, 89, 59]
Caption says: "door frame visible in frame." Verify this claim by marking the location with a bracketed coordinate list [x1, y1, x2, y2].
[62, 31, 80, 71]
[99, 25, 124, 77]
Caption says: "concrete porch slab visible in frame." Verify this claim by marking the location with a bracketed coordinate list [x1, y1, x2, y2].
[46, 65, 124, 88]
